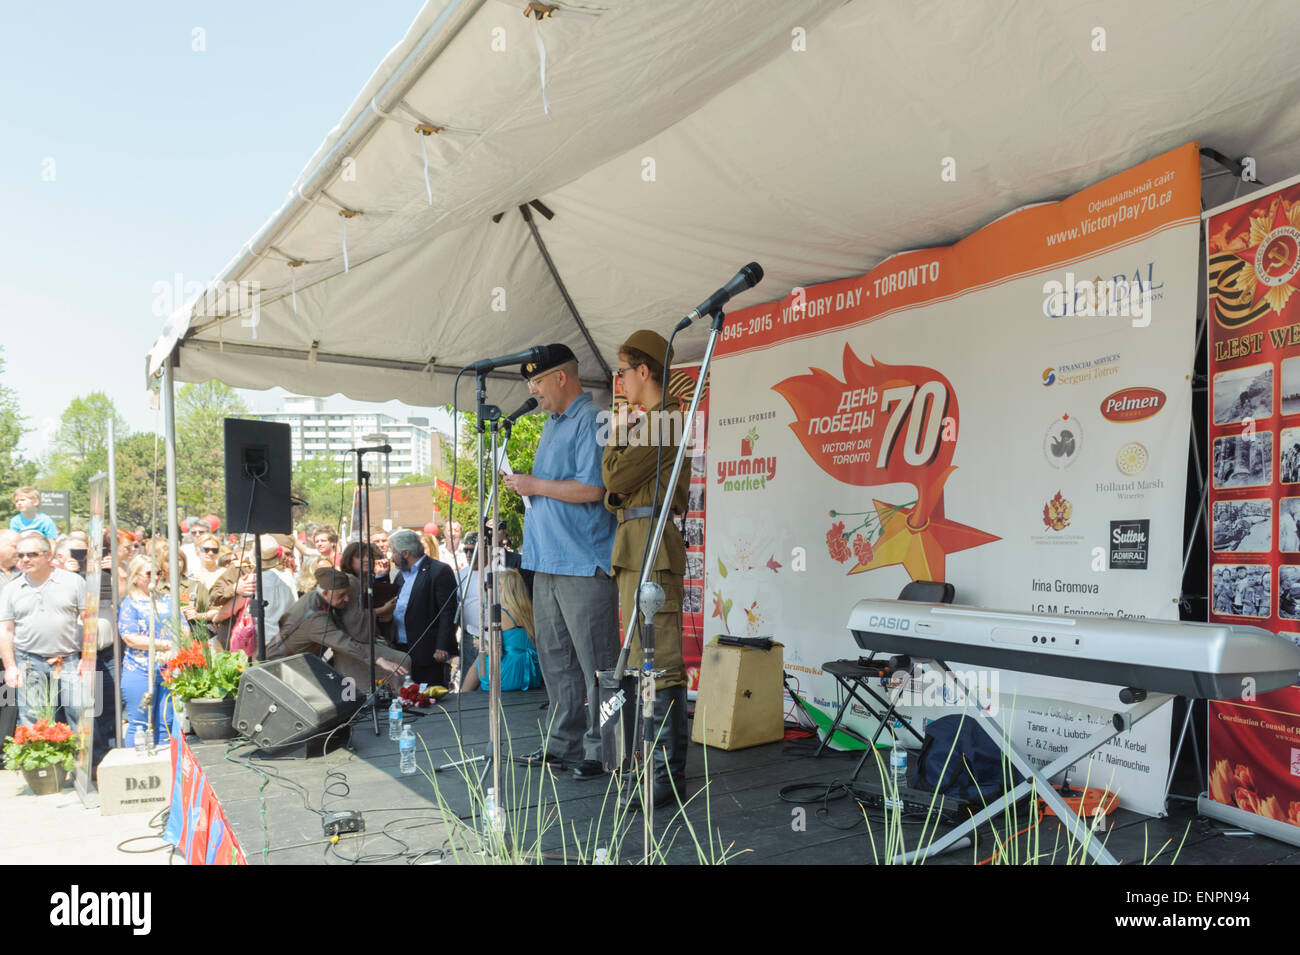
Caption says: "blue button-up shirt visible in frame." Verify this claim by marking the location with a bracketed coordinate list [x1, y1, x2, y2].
[394, 554, 425, 646]
[522, 392, 616, 576]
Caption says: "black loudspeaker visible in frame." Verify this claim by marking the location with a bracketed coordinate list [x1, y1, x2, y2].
[224, 417, 292, 534]
[233, 654, 361, 756]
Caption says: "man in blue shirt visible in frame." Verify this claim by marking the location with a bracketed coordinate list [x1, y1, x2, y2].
[504, 344, 618, 780]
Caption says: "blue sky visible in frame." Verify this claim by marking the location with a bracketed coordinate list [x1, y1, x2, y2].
[0, 1, 448, 459]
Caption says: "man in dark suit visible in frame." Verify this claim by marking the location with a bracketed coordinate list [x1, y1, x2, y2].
[388, 529, 458, 686]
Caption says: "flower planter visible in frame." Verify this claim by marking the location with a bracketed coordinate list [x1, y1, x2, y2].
[185, 697, 238, 741]
[23, 766, 67, 796]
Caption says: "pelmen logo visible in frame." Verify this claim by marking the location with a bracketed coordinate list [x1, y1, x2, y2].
[1100, 387, 1165, 422]
[50, 886, 151, 935]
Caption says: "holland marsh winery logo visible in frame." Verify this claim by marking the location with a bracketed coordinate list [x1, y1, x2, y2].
[716, 427, 776, 491]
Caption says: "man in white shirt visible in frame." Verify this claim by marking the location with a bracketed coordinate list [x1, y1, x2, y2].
[438, 520, 467, 573]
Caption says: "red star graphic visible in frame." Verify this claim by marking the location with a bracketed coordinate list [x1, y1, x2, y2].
[849, 497, 999, 582]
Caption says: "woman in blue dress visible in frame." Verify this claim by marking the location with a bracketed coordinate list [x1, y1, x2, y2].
[467, 569, 542, 693]
[117, 556, 187, 745]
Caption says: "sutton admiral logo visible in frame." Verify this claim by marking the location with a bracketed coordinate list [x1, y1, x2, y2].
[716, 427, 776, 491]
[1100, 387, 1165, 422]
[1109, 519, 1150, 570]
[1043, 413, 1082, 469]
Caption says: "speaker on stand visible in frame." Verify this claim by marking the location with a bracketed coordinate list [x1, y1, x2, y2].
[223, 418, 292, 663]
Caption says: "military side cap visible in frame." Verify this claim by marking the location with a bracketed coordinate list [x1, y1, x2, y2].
[521, 343, 577, 379]
[621, 329, 673, 369]
[315, 567, 350, 590]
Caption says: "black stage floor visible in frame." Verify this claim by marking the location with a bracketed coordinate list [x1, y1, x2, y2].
[191, 689, 1300, 866]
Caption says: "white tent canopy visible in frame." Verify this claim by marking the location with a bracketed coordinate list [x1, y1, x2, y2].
[148, 0, 1300, 408]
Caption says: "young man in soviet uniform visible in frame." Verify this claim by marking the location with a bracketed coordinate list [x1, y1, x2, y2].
[601, 329, 692, 807]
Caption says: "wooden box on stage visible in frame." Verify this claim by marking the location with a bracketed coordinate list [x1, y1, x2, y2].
[97, 746, 172, 816]
[691, 640, 784, 751]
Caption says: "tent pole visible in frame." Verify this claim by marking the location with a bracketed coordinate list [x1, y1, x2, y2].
[518, 204, 612, 379]
[162, 355, 183, 643]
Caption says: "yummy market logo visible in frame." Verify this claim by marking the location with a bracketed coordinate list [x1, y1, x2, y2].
[716, 427, 776, 491]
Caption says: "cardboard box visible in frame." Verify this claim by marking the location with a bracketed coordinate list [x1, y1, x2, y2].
[97, 746, 172, 816]
[691, 641, 784, 751]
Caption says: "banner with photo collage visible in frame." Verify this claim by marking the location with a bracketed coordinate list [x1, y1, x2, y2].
[704, 143, 1203, 816]
[1205, 172, 1300, 832]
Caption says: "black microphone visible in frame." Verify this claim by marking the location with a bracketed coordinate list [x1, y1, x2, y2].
[674, 262, 764, 331]
[463, 346, 546, 373]
[351, 444, 392, 455]
[501, 397, 538, 429]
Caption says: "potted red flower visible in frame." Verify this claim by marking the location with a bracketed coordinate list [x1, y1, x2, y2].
[161, 640, 249, 740]
[4, 718, 78, 795]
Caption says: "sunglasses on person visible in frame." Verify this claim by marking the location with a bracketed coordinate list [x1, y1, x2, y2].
[16, 550, 47, 559]
[201, 547, 220, 554]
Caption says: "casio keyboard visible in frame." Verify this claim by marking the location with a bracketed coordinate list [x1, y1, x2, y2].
[846, 599, 1300, 863]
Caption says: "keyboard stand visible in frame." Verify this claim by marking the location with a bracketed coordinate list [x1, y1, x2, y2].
[893, 660, 1172, 866]
[816, 659, 926, 773]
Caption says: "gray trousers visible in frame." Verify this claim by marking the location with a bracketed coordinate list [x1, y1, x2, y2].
[531, 570, 620, 762]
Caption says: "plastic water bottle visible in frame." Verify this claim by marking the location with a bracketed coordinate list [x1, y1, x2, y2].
[135, 726, 147, 754]
[388, 698, 402, 740]
[889, 720, 907, 783]
[482, 788, 497, 839]
[398, 726, 416, 775]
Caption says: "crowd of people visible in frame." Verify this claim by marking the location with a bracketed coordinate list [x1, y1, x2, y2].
[2, 332, 689, 808]
[0, 486, 539, 769]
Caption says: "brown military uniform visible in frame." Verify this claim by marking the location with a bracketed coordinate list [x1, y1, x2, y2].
[271, 574, 410, 689]
[602, 394, 691, 690]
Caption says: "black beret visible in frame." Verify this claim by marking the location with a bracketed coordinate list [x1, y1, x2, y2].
[521, 343, 577, 379]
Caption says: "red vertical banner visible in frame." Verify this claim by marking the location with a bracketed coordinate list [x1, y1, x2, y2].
[1206, 172, 1300, 830]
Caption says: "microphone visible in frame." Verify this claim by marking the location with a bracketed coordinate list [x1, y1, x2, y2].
[463, 346, 545, 373]
[674, 262, 764, 331]
[501, 397, 538, 429]
[351, 444, 392, 455]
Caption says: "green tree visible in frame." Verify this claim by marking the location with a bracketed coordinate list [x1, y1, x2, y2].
[291, 455, 354, 528]
[175, 381, 249, 516]
[0, 349, 37, 523]
[113, 432, 166, 532]
[40, 393, 129, 523]
[438, 410, 544, 546]
[50, 392, 127, 466]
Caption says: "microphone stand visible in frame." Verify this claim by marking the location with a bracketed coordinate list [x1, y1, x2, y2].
[352, 452, 382, 736]
[604, 309, 727, 864]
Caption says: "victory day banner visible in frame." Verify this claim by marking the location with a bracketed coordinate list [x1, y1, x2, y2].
[705, 143, 1202, 816]
[1205, 171, 1300, 832]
